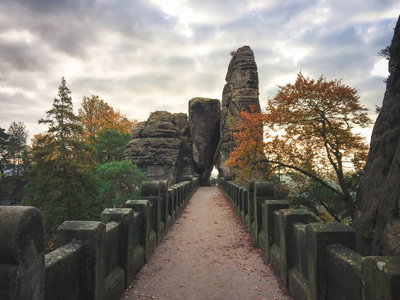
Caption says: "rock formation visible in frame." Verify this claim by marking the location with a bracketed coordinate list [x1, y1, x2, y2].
[354, 16, 400, 256]
[122, 111, 193, 185]
[123, 45, 260, 185]
[189, 98, 220, 185]
[214, 45, 260, 177]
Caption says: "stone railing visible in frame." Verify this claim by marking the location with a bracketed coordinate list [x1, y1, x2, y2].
[218, 177, 400, 300]
[0, 177, 199, 300]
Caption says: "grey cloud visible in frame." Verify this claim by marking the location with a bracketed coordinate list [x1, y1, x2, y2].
[0, 41, 53, 73]
[0, 0, 398, 141]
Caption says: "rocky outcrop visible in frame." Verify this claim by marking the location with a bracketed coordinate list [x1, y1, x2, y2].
[189, 98, 220, 185]
[123, 46, 260, 185]
[214, 45, 260, 177]
[354, 16, 400, 256]
[122, 111, 193, 185]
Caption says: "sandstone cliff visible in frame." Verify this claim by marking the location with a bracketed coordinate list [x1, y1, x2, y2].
[354, 15, 400, 255]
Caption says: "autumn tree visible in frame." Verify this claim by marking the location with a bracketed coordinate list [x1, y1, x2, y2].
[24, 77, 99, 243]
[228, 72, 371, 219]
[225, 105, 269, 184]
[79, 95, 134, 144]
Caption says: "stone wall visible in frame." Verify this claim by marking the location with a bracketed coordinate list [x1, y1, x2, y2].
[0, 178, 199, 300]
[219, 178, 400, 300]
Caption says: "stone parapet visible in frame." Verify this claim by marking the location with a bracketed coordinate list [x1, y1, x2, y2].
[219, 178, 400, 300]
[0, 179, 198, 300]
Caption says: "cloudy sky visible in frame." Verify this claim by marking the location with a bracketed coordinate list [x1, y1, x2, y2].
[0, 0, 398, 143]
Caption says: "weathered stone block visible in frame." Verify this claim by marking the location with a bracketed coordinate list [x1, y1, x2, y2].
[159, 180, 171, 230]
[326, 244, 362, 300]
[276, 209, 318, 285]
[0, 206, 45, 300]
[125, 200, 156, 261]
[141, 181, 164, 244]
[289, 222, 309, 295]
[101, 222, 125, 300]
[168, 188, 176, 223]
[361, 255, 400, 300]
[132, 212, 145, 275]
[247, 180, 256, 232]
[101, 208, 135, 287]
[306, 222, 356, 300]
[45, 242, 85, 300]
[259, 200, 289, 263]
[253, 181, 274, 242]
[57, 220, 106, 300]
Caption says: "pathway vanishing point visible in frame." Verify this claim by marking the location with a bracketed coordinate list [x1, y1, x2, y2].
[121, 186, 292, 300]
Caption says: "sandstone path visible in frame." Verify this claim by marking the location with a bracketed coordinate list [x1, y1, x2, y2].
[121, 186, 292, 300]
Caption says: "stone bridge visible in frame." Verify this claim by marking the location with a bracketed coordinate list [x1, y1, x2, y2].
[3, 17, 400, 298]
[1, 178, 400, 300]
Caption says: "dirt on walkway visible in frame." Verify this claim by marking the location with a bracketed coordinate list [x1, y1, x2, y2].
[121, 186, 292, 300]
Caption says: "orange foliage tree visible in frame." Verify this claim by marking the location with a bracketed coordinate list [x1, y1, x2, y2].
[225, 105, 270, 184]
[227, 72, 372, 218]
[79, 95, 134, 143]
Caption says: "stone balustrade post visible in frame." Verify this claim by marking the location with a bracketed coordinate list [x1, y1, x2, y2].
[305, 222, 356, 300]
[273, 209, 318, 285]
[253, 181, 274, 242]
[361, 256, 400, 300]
[0, 206, 45, 300]
[125, 200, 155, 261]
[56, 221, 106, 300]
[259, 200, 289, 263]
[100, 208, 134, 287]
[141, 181, 163, 244]
[159, 180, 171, 229]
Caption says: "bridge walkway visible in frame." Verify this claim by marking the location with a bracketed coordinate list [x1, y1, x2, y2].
[120, 186, 292, 300]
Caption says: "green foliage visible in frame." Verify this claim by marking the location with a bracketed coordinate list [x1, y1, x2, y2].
[6, 122, 28, 176]
[23, 77, 99, 244]
[0, 123, 28, 177]
[291, 179, 346, 222]
[0, 127, 10, 177]
[286, 171, 361, 222]
[378, 45, 390, 60]
[95, 130, 131, 163]
[96, 160, 147, 207]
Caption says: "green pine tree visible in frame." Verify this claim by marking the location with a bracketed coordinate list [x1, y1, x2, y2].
[6, 122, 28, 176]
[24, 77, 100, 246]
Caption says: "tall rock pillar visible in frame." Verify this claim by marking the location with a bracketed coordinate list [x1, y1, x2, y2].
[354, 16, 400, 256]
[189, 98, 220, 185]
[214, 45, 260, 177]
